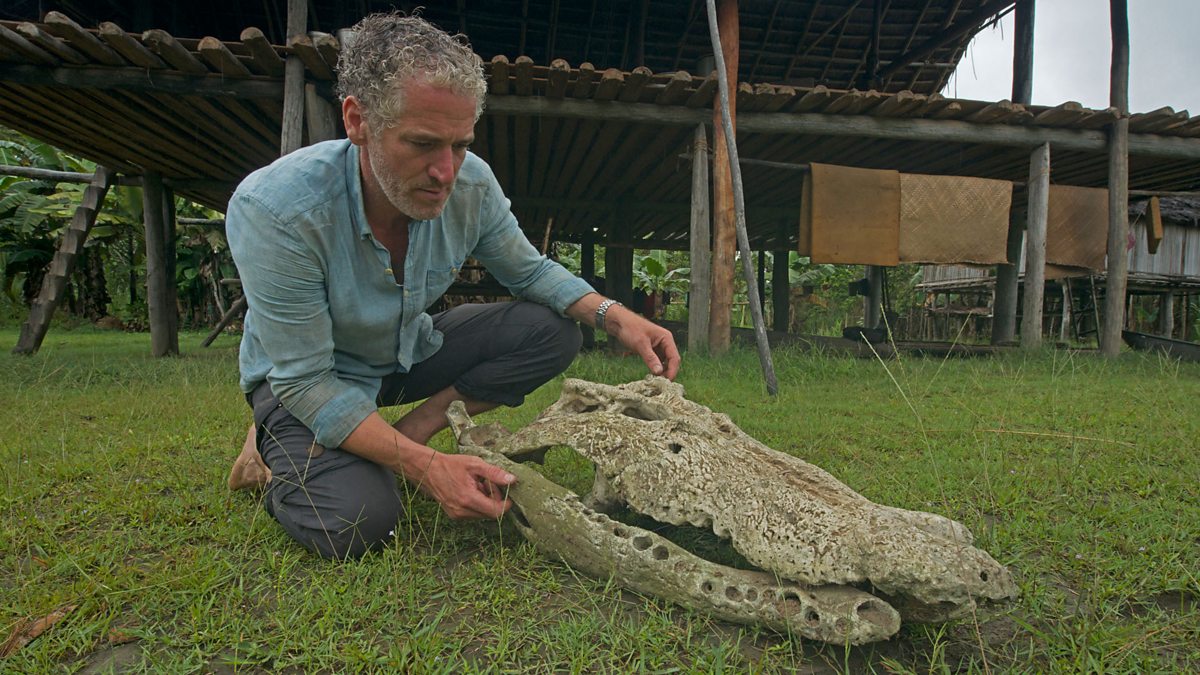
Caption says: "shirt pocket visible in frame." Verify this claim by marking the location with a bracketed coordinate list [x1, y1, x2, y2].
[423, 259, 465, 301]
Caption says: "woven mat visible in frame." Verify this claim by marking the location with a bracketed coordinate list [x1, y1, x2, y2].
[1047, 185, 1108, 271]
[899, 173, 1012, 264]
[799, 163, 900, 266]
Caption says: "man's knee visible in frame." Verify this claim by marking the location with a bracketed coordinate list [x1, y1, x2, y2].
[515, 302, 582, 369]
[270, 460, 403, 560]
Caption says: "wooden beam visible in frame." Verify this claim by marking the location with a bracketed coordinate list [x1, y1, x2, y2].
[481, 97, 1200, 161]
[198, 36, 253, 78]
[1020, 142, 1049, 349]
[240, 26, 286, 77]
[42, 12, 125, 66]
[1101, 0, 1130, 356]
[0, 63, 285, 99]
[688, 124, 712, 354]
[98, 22, 166, 69]
[142, 29, 209, 75]
[0, 164, 140, 185]
[708, 0, 738, 355]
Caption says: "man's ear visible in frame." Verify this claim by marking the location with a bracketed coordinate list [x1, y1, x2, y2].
[343, 96, 368, 146]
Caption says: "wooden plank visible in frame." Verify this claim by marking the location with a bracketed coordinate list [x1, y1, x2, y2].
[685, 72, 717, 108]
[571, 61, 595, 98]
[1032, 101, 1084, 126]
[489, 55, 511, 95]
[594, 68, 624, 100]
[618, 66, 653, 103]
[1021, 142, 1050, 349]
[788, 85, 833, 112]
[198, 36, 253, 78]
[312, 31, 339, 74]
[16, 22, 87, 65]
[288, 34, 333, 80]
[142, 29, 208, 75]
[688, 123, 711, 353]
[758, 84, 796, 113]
[240, 26, 284, 77]
[654, 70, 691, 106]
[1129, 107, 1187, 134]
[546, 58, 569, 99]
[98, 22, 165, 68]
[41, 11, 124, 66]
[871, 90, 923, 117]
[965, 100, 1033, 124]
[0, 23, 58, 65]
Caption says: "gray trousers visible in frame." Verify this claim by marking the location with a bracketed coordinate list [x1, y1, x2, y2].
[248, 301, 581, 559]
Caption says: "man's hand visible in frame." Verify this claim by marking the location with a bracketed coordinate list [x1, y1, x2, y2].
[414, 450, 517, 520]
[605, 304, 681, 380]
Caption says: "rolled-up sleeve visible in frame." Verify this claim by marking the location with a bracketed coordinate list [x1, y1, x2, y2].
[470, 170, 594, 314]
[227, 193, 376, 448]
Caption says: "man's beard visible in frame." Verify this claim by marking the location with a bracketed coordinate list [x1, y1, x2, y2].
[367, 140, 452, 221]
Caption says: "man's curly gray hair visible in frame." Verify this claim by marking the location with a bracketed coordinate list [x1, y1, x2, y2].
[336, 12, 487, 131]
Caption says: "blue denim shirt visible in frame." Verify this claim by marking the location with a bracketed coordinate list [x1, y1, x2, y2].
[227, 139, 593, 449]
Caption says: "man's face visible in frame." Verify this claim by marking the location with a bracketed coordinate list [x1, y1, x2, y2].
[349, 82, 477, 221]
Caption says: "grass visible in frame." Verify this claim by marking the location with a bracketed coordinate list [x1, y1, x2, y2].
[1, 325, 1198, 673]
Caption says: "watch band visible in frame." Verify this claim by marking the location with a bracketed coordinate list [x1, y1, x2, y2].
[595, 299, 622, 332]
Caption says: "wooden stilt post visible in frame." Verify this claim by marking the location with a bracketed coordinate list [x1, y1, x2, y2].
[772, 222, 790, 333]
[581, 229, 596, 349]
[705, 0, 777, 395]
[604, 212, 634, 309]
[1021, 143, 1050, 348]
[707, 0, 738, 355]
[993, 0, 1035, 345]
[161, 183, 179, 353]
[1101, 0, 1130, 356]
[280, 0, 307, 155]
[1158, 292, 1174, 337]
[756, 250, 766, 313]
[865, 265, 884, 329]
[305, 83, 338, 143]
[688, 123, 712, 353]
[13, 167, 115, 355]
[143, 171, 177, 357]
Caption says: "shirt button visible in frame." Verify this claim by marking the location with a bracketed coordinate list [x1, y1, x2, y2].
[385, 268, 393, 274]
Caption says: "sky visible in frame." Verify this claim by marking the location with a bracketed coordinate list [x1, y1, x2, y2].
[943, 0, 1200, 114]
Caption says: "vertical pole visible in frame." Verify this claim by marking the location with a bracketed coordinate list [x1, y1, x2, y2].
[1059, 283, 1071, 342]
[707, 0, 738, 354]
[992, 0, 1035, 345]
[1101, 0, 1130, 356]
[1158, 292, 1174, 337]
[161, 184, 179, 354]
[865, 265, 883, 328]
[688, 124, 712, 353]
[772, 223, 790, 333]
[756, 250, 766, 313]
[704, 0, 777, 394]
[143, 171, 176, 357]
[304, 83, 338, 143]
[581, 229, 596, 349]
[280, 0, 307, 155]
[1021, 142, 1050, 348]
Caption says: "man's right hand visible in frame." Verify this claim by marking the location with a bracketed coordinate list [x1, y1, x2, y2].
[413, 450, 517, 520]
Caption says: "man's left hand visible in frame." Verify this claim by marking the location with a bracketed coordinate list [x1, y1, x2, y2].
[605, 304, 681, 380]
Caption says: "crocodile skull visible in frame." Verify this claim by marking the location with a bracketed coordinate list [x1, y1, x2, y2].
[447, 376, 1017, 644]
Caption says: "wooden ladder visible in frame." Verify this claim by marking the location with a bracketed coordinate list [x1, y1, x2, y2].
[13, 167, 115, 355]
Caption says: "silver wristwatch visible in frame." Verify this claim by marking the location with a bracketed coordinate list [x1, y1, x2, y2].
[595, 299, 622, 332]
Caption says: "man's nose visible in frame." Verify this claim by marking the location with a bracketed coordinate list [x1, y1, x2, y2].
[428, 147, 455, 185]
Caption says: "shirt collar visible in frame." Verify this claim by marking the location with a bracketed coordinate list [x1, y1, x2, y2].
[345, 141, 374, 240]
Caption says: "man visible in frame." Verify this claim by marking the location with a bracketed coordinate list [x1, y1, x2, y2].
[225, 12, 680, 560]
